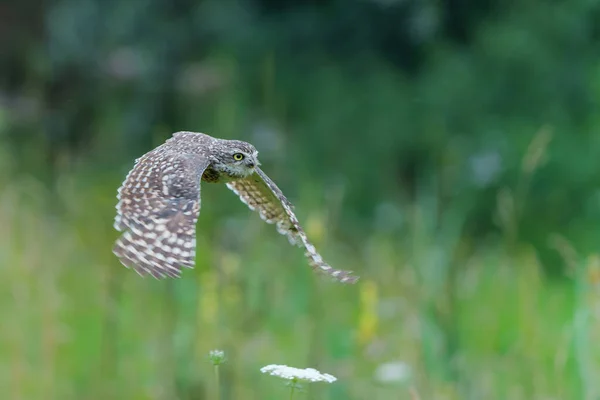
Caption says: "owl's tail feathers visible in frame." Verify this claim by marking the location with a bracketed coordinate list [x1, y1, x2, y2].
[306, 253, 359, 284]
[302, 245, 359, 284]
[112, 219, 196, 279]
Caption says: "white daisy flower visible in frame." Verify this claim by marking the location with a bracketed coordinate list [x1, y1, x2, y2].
[260, 364, 337, 383]
[374, 361, 412, 384]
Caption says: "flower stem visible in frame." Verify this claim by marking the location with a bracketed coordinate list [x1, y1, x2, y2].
[214, 364, 220, 400]
[288, 378, 299, 400]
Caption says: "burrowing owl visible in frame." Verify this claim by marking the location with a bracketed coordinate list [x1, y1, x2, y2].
[113, 131, 358, 284]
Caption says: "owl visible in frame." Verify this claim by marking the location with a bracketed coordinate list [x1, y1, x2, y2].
[113, 131, 358, 284]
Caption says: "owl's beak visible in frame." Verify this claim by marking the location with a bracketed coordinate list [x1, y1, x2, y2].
[246, 156, 260, 169]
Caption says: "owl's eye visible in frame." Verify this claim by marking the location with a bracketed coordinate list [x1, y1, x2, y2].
[233, 153, 245, 161]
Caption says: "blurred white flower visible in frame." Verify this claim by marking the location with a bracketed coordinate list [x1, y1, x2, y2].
[260, 364, 337, 383]
[208, 349, 226, 365]
[469, 151, 502, 187]
[374, 361, 412, 384]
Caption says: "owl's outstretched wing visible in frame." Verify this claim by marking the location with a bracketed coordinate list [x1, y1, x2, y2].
[113, 149, 209, 278]
[226, 167, 358, 284]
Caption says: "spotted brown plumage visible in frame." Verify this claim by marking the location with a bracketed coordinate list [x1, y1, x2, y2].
[113, 131, 358, 284]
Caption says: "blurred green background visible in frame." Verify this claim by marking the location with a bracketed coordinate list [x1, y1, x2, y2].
[2, 0, 600, 399]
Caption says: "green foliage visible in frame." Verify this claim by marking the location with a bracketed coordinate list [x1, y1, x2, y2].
[1, 167, 599, 399]
[2, 0, 600, 398]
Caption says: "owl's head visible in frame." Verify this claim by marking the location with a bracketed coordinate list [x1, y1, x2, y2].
[212, 140, 259, 178]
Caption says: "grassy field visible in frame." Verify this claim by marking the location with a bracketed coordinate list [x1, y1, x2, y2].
[2, 0, 599, 398]
[1, 145, 598, 400]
